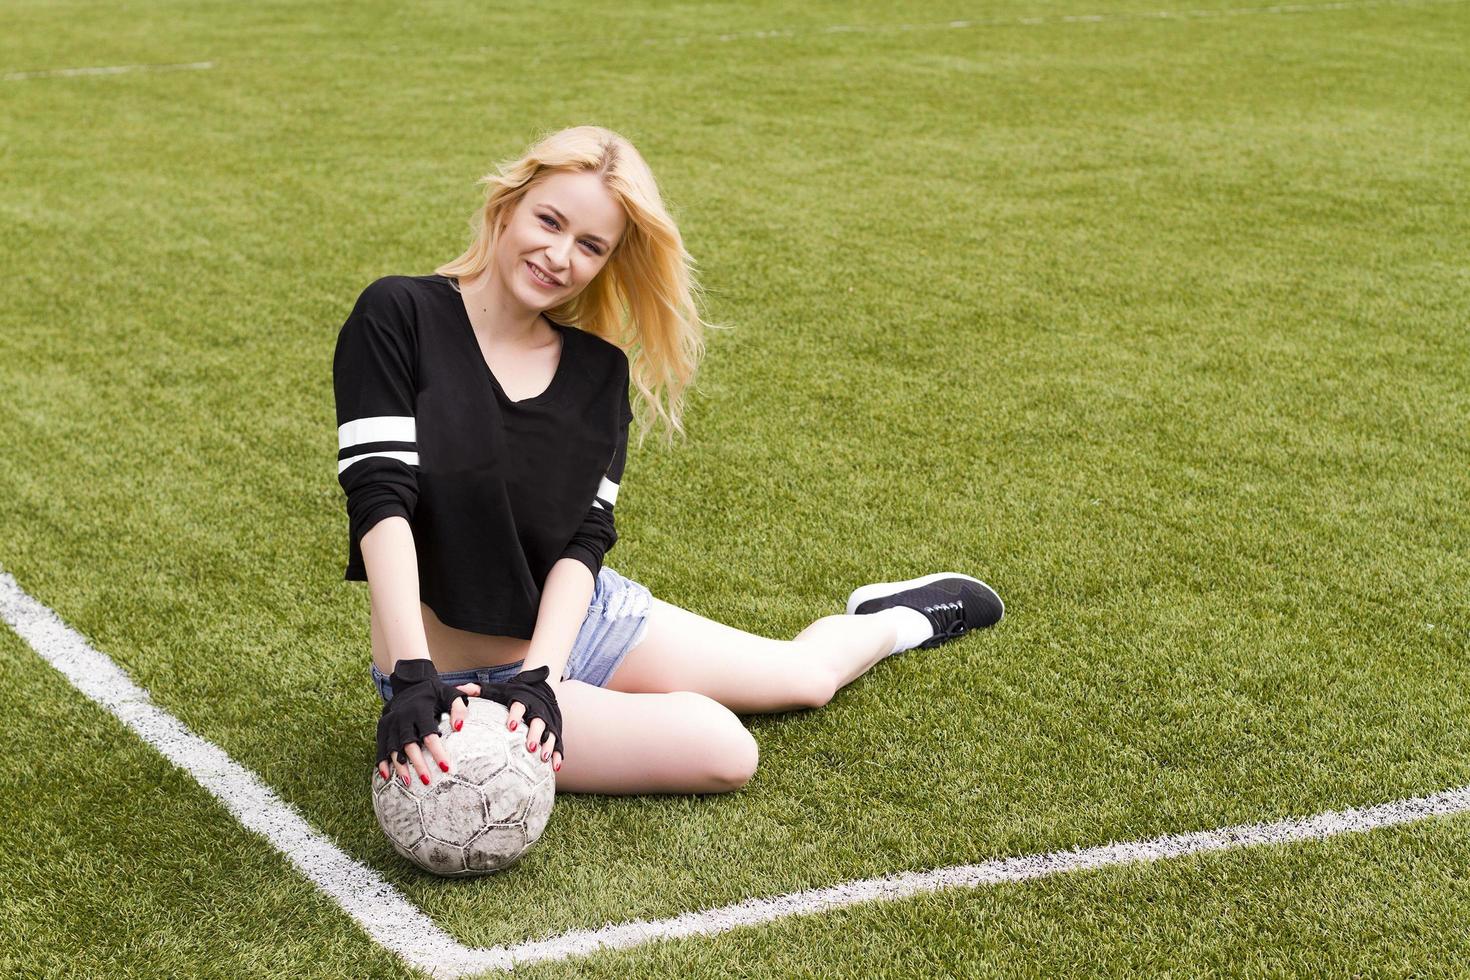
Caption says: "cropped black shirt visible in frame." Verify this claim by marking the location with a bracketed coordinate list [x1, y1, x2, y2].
[333, 274, 631, 638]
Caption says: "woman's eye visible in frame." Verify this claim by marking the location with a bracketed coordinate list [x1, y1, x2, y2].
[540, 214, 600, 254]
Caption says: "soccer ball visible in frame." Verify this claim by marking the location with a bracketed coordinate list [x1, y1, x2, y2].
[372, 696, 556, 875]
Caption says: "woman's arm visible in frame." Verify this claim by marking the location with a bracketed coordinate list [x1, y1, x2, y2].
[537, 360, 631, 679]
[362, 514, 482, 785]
[522, 557, 596, 681]
[360, 515, 431, 666]
[556, 356, 632, 579]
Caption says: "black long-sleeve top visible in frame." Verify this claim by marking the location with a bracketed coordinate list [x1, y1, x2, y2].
[333, 274, 631, 638]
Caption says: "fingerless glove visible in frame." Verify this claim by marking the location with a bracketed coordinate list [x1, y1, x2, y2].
[376, 658, 471, 767]
[480, 665, 565, 757]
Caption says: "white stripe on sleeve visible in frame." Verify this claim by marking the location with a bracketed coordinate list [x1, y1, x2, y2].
[338, 416, 416, 451]
[337, 450, 419, 475]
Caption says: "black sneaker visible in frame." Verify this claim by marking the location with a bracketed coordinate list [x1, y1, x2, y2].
[845, 573, 1004, 649]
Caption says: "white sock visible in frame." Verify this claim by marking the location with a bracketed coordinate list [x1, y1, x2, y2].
[866, 606, 935, 656]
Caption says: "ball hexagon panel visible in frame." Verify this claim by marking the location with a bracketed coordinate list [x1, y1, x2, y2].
[466, 822, 529, 872]
[372, 776, 426, 851]
[456, 741, 511, 784]
[411, 835, 467, 875]
[419, 777, 490, 847]
[484, 765, 538, 823]
[504, 745, 545, 784]
[523, 777, 554, 840]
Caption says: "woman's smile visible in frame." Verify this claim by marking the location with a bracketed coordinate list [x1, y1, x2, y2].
[526, 260, 562, 288]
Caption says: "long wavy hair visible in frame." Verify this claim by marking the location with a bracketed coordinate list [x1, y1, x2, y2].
[437, 126, 719, 447]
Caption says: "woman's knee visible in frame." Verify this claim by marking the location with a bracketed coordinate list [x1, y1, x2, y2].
[790, 658, 838, 710]
[677, 691, 760, 791]
[554, 683, 758, 795]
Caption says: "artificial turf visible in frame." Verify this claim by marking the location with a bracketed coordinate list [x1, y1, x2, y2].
[2, 0, 1467, 975]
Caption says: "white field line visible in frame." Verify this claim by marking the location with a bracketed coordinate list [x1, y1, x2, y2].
[0, 567, 487, 979]
[3, 60, 214, 82]
[4, 563, 1470, 977]
[640, 0, 1467, 45]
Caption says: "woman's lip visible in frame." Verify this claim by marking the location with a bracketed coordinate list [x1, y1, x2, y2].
[526, 261, 561, 288]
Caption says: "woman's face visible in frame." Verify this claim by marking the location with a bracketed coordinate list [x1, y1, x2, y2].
[496, 170, 627, 311]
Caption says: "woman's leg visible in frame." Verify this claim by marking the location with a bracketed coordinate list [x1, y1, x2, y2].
[549, 679, 760, 795]
[605, 597, 899, 714]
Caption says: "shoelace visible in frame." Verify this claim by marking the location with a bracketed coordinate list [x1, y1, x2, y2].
[921, 599, 968, 641]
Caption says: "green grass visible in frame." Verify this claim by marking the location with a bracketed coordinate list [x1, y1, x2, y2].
[3, 0, 1469, 975]
[0, 627, 412, 979]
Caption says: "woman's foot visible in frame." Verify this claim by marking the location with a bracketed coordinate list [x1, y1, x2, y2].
[846, 573, 1004, 654]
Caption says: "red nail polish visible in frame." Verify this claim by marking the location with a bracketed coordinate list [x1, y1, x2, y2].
[454, 720, 463, 732]
[402, 774, 410, 787]
[553, 760, 561, 772]
[420, 773, 430, 785]
[439, 760, 449, 772]
[509, 720, 518, 731]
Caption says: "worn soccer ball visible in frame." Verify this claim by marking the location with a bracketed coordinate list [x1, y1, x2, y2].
[372, 696, 556, 875]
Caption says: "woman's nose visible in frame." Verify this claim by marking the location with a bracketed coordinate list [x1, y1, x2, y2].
[544, 239, 571, 271]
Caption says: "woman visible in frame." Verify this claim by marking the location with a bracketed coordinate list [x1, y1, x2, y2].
[334, 125, 1003, 797]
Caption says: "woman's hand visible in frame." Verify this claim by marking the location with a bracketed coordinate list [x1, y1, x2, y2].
[373, 675, 482, 787]
[482, 665, 564, 773]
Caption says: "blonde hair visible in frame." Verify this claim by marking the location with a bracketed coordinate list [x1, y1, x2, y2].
[437, 125, 719, 447]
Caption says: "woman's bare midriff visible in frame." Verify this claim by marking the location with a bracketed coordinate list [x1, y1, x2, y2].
[370, 599, 532, 676]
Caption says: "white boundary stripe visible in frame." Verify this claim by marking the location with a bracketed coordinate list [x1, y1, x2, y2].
[494, 784, 1470, 970]
[642, 0, 1466, 45]
[5, 560, 1470, 976]
[3, 61, 215, 81]
[0, 567, 495, 980]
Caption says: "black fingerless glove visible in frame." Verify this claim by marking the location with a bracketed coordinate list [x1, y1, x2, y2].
[480, 665, 565, 757]
[376, 659, 471, 768]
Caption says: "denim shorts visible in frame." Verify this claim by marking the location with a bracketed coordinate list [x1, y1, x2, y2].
[370, 564, 653, 702]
